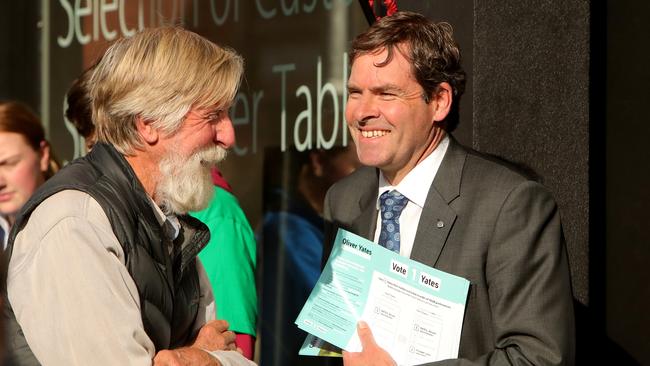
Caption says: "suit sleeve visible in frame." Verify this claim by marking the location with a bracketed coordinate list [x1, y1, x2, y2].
[427, 181, 575, 366]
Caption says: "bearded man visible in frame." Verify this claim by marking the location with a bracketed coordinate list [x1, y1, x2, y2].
[3, 27, 255, 366]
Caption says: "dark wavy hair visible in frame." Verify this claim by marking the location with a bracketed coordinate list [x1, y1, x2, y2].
[65, 65, 95, 139]
[350, 11, 466, 131]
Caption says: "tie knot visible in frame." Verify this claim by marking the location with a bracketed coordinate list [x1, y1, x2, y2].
[379, 190, 408, 215]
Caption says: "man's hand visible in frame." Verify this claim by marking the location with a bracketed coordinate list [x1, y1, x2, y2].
[153, 320, 244, 366]
[193, 319, 238, 352]
[342, 321, 397, 366]
[153, 348, 220, 366]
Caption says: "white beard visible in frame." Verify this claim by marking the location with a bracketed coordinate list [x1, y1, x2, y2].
[156, 145, 227, 215]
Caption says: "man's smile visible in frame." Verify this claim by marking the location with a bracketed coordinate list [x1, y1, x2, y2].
[360, 129, 390, 138]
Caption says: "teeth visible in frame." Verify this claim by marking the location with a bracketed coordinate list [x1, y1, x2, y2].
[361, 130, 389, 138]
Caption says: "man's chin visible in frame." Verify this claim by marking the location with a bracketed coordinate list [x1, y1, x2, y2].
[157, 164, 215, 215]
[191, 182, 215, 211]
[160, 184, 214, 215]
[157, 145, 227, 215]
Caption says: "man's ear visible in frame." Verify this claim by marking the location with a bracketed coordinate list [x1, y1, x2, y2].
[135, 116, 159, 145]
[431, 82, 453, 122]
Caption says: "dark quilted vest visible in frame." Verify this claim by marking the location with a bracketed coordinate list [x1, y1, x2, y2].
[3, 143, 210, 365]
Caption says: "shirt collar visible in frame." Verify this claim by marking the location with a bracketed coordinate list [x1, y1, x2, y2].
[377, 134, 450, 209]
[0, 215, 9, 249]
[148, 196, 181, 240]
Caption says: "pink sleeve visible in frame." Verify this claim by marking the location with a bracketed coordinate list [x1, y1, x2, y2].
[235, 333, 255, 360]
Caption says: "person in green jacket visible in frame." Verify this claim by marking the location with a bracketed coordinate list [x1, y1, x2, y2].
[191, 168, 258, 360]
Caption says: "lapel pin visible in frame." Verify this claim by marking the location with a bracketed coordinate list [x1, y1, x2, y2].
[436, 220, 444, 228]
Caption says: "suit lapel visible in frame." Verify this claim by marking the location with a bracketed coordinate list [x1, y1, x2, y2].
[353, 172, 379, 240]
[354, 200, 377, 240]
[411, 138, 466, 268]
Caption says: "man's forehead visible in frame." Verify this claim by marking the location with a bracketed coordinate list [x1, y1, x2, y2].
[355, 48, 411, 72]
[192, 102, 231, 113]
[349, 54, 416, 87]
[354, 43, 410, 63]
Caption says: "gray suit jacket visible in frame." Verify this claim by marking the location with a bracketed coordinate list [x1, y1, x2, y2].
[323, 138, 575, 365]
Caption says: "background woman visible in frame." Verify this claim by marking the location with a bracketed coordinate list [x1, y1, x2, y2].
[0, 101, 59, 248]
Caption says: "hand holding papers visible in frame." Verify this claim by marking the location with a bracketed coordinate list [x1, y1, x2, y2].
[296, 229, 470, 366]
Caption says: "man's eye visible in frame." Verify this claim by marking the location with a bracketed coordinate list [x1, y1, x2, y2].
[347, 90, 361, 99]
[207, 110, 225, 121]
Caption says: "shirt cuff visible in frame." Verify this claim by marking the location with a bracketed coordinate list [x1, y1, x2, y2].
[205, 350, 257, 366]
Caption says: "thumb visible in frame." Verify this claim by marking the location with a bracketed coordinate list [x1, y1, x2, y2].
[356, 321, 377, 349]
[210, 319, 230, 331]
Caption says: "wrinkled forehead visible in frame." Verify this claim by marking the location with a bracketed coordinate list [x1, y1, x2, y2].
[352, 42, 412, 65]
[192, 97, 234, 114]
[349, 46, 415, 81]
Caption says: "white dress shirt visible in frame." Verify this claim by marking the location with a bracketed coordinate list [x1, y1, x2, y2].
[0, 214, 9, 249]
[373, 135, 449, 258]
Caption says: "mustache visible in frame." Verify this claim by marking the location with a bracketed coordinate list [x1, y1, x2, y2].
[194, 145, 228, 166]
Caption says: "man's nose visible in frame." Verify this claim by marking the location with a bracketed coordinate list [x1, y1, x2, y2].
[351, 94, 379, 123]
[215, 115, 236, 149]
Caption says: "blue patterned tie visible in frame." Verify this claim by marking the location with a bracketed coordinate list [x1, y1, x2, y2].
[378, 190, 409, 253]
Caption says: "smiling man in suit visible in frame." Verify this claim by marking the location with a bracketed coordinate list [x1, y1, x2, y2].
[322, 11, 575, 366]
